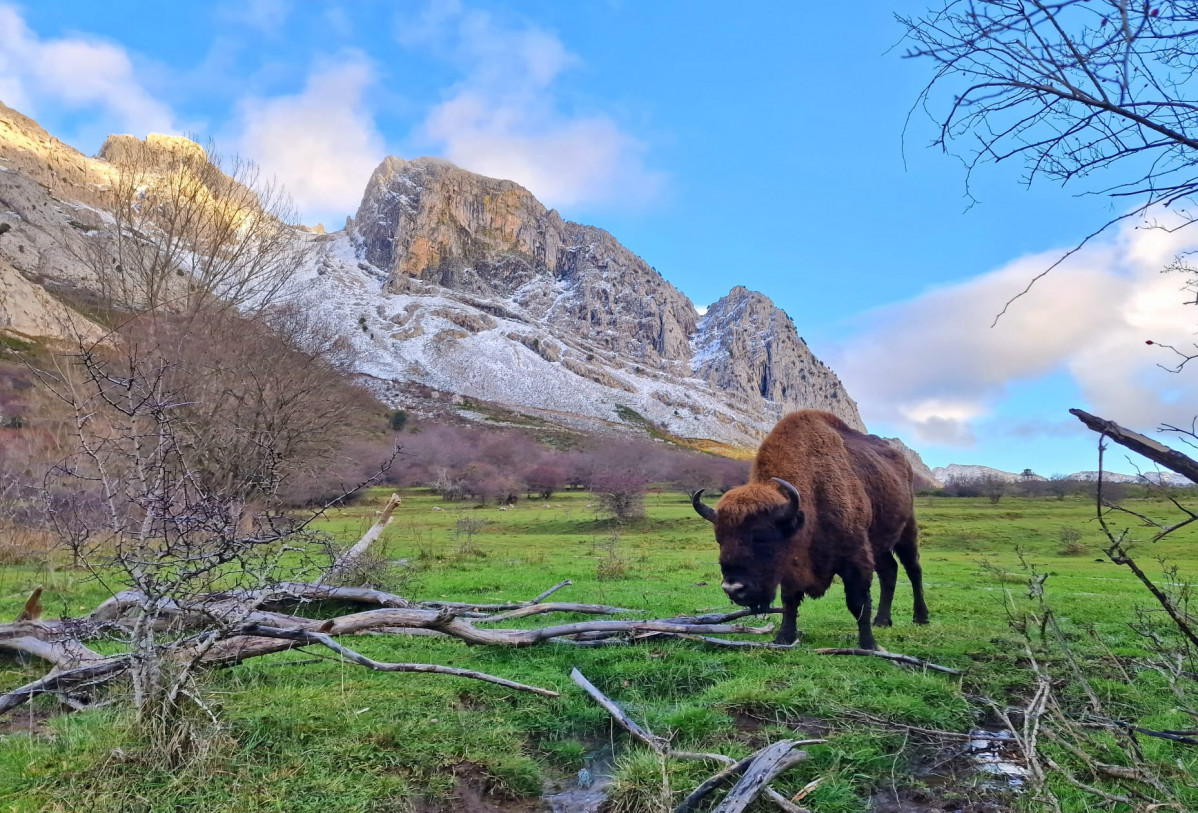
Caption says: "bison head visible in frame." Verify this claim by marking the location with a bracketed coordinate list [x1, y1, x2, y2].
[691, 478, 804, 613]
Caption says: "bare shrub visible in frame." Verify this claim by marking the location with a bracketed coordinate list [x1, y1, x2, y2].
[453, 515, 488, 559]
[31, 305, 387, 759]
[596, 531, 629, 581]
[1056, 527, 1086, 556]
[84, 137, 306, 316]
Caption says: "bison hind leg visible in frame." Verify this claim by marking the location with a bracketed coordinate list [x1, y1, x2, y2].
[896, 520, 929, 625]
[873, 552, 897, 628]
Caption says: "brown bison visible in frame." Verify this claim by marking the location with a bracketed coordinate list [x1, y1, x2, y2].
[691, 410, 927, 650]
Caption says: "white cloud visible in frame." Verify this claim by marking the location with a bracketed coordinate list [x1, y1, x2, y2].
[0, 3, 175, 135]
[215, 0, 292, 33]
[397, 2, 664, 210]
[230, 57, 386, 227]
[833, 215, 1198, 447]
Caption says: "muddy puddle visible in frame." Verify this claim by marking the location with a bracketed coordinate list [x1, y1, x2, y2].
[870, 727, 1027, 812]
[542, 748, 614, 813]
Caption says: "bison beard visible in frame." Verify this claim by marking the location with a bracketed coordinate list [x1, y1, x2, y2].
[692, 410, 928, 650]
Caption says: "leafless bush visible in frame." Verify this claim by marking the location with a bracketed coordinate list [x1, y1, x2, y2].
[1057, 528, 1087, 556]
[453, 515, 488, 559]
[83, 137, 307, 316]
[596, 530, 629, 581]
[27, 306, 388, 759]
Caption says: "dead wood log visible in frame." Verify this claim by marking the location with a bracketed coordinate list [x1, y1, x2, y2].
[571, 669, 822, 813]
[0, 658, 130, 714]
[710, 741, 810, 813]
[478, 602, 633, 623]
[813, 648, 963, 675]
[240, 624, 559, 697]
[319, 492, 402, 584]
[2, 581, 784, 718]
[1070, 408, 1198, 484]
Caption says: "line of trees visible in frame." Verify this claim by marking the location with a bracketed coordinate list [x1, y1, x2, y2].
[381, 423, 749, 520]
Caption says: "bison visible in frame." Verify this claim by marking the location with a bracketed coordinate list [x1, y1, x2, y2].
[691, 410, 927, 650]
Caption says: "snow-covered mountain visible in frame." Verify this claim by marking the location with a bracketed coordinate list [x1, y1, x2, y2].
[0, 103, 878, 450]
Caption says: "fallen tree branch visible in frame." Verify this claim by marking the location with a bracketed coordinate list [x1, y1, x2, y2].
[318, 492, 402, 585]
[570, 667, 669, 751]
[478, 603, 634, 624]
[2, 582, 784, 717]
[241, 624, 560, 697]
[570, 668, 822, 813]
[813, 648, 963, 675]
[1070, 408, 1198, 484]
[0, 658, 130, 714]
[713, 741, 810, 813]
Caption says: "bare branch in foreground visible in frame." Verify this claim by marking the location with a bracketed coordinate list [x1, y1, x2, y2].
[241, 624, 559, 697]
[1070, 408, 1198, 484]
[570, 668, 823, 813]
[813, 648, 963, 675]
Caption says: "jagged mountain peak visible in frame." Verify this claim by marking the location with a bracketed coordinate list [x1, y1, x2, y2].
[0, 103, 895, 452]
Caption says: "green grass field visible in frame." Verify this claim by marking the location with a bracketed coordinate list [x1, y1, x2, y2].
[0, 489, 1195, 812]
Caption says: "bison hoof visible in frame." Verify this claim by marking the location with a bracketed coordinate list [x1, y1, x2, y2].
[873, 615, 892, 627]
[773, 630, 801, 646]
[914, 615, 930, 625]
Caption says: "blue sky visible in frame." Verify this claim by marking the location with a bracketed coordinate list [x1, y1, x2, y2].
[4, 0, 1194, 475]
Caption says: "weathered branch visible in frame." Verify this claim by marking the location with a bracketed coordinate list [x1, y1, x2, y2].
[318, 492, 402, 585]
[813, 648, 963, 675]
[713, 741, 810, 813]
[1070, 408, 1198, 484]
[571, 668, 822, 813]
[241, 624, 559, 697]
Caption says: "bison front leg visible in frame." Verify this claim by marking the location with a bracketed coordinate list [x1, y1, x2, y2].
[843, 568, 877, 651]
[776, 589, 804, 645]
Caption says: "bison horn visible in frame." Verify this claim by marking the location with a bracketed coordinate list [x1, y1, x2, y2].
[691, 489, 717, 523]
[771, 478, 801, 516]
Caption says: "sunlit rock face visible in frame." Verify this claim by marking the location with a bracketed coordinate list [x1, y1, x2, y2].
[350, 155, 866, 443]
[0, 103, 913, 456]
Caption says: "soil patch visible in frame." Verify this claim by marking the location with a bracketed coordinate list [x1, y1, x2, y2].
[412, 764, 545, 813]
[0, 706, 56, 738]
[870, 785, 1010, 813]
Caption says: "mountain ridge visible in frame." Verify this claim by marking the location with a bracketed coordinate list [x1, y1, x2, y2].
[0, 102, 913, 456]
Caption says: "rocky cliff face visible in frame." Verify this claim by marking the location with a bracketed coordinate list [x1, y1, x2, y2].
[348, 155, 865, 440]
[0, 103, 909, 454]
[881, 436, 941, 490]
[692, 286, 864, 431]
[354, 156, 699, 368]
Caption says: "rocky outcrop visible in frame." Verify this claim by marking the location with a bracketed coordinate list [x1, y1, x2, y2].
[354, 156, 698, 368]
[351, 156, 866, 440]
[0, 103, 893, 453]
[691, 286, 864, 431]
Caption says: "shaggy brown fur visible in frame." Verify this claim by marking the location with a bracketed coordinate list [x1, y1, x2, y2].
[694, 410, 927, 649]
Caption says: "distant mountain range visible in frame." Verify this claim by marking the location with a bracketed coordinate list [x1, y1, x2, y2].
[931, 464, 1193, 488]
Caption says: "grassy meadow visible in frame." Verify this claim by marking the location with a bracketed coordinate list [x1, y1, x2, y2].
[0, 488, 1196, 812]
